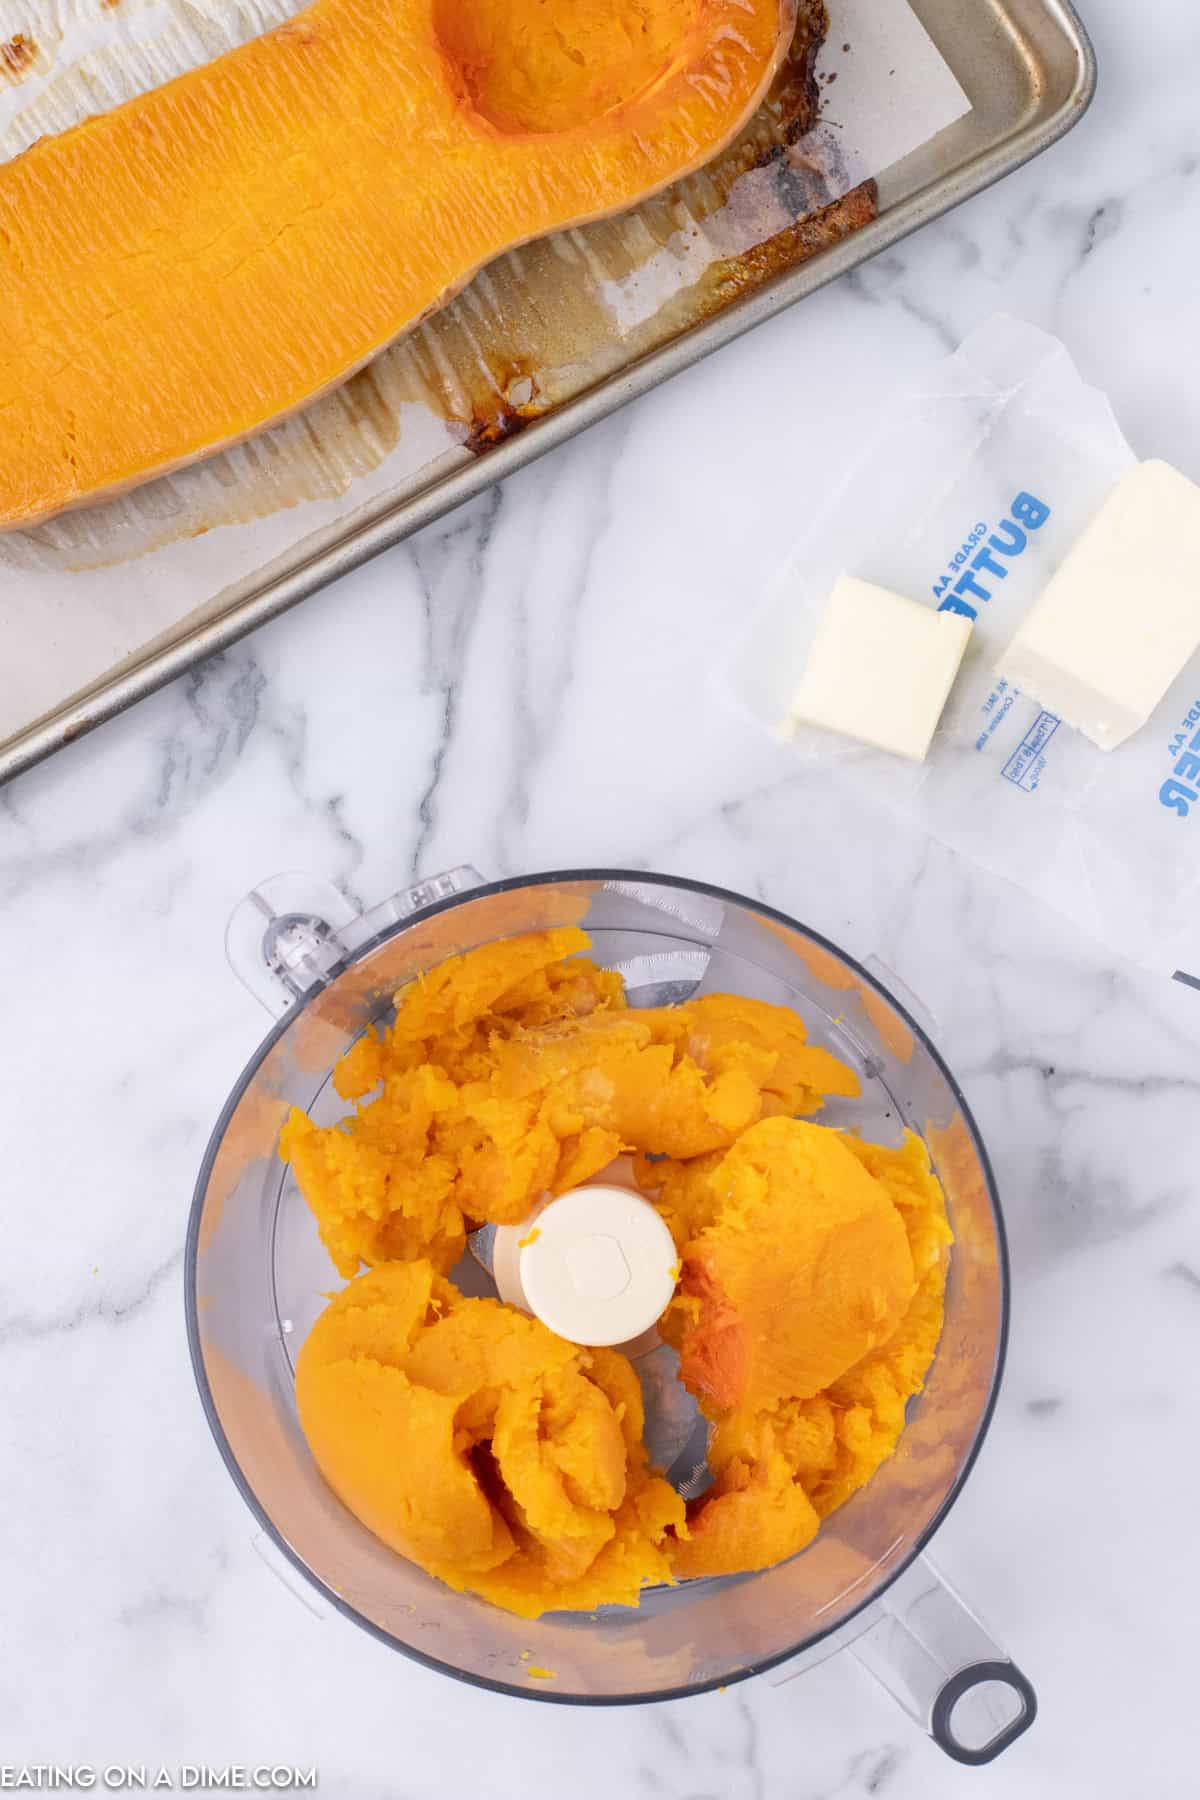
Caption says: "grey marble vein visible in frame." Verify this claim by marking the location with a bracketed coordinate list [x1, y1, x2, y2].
[406, 486, 502, 881]
[0, 1248, 182, 1348]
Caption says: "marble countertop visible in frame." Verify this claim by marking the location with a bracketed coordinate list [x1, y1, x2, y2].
[4, 0, 1200, 1790]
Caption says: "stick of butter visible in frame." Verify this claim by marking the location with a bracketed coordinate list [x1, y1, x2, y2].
[787, 575, 973, 762]
[995, 460, 1200, 750]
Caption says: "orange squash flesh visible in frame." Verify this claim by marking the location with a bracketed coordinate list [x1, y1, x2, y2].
[294, 1260, 688, 1617]
[282, 932, 955, 1613]
[0, 0, 795, 528]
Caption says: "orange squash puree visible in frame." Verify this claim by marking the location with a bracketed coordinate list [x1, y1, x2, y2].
[284, 931, 951, 1612]
[279, 930, 857, 1278]
[295, 1260, 684, 1618]
[644, 1121, 952, 1577]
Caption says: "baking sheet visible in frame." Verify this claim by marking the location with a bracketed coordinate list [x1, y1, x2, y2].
[0, 0, 966, 730]
[0, 0, 1094, 780]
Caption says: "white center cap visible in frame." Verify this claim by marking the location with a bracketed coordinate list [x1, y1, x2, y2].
[492, 1175, 680, 1348]
[565, 1234, 631, 1301]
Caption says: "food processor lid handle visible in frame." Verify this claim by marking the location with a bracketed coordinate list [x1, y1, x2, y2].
[847, 1555, 1037, 1764]
[225, 866, 484, 1016]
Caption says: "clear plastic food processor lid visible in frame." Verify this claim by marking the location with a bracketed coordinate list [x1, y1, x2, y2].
[188, 870, 1010, 1720]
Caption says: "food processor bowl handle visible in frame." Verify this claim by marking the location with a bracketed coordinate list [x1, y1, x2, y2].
[847, 1555, 1037, 1764]
[224, 866, 484, 1014]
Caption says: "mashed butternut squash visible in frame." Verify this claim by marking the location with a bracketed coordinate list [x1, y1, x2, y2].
[284, 930, 953, 1614]
[296, 1259, 684, 1617]
[643, 1120, 951, 1577]
[279, 929, 856, 1278]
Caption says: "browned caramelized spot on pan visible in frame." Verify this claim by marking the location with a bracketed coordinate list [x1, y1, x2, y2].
[729, 0, 828, 173]
[465, 404, 535, 452]
[698, 180, 878, 312]
[464, 361, 544, 453]
[463, 186, 877, 459]
[0, 32, 36, 77]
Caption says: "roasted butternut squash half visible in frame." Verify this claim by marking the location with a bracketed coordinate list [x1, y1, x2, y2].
[0, 0, 796, 528]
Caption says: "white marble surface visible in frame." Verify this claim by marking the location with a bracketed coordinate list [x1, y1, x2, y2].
[4, 0, 1200, 1790]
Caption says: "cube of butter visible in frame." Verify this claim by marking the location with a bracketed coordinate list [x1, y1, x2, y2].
[787, 575, 973, 762]
[995, 460, 1200, 750]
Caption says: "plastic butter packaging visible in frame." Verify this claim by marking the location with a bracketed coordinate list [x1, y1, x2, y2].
[728, 316, 1200, 983]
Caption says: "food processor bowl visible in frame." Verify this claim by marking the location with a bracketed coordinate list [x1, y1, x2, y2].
[188, 869, 1033, 1762]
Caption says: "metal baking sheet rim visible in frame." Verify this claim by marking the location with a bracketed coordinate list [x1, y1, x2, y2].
[0, 0, 1096, 786]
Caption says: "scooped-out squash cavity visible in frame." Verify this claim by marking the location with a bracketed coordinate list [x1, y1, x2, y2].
[0, 0, 796, 528]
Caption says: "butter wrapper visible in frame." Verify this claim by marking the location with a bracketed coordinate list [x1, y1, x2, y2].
[730, 315, 1200, 984]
